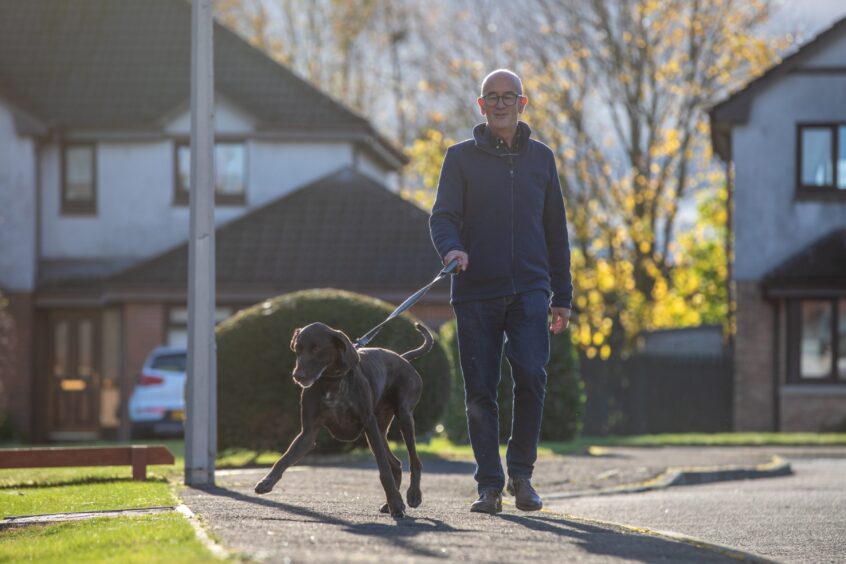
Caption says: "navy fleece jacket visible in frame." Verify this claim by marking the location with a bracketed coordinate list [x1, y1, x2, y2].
[429, 121, 573, 308]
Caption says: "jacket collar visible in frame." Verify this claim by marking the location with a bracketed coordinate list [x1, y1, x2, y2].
[473, 121, 531, 156]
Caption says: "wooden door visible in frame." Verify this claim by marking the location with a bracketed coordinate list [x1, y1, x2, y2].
[47, 310, 101, 438]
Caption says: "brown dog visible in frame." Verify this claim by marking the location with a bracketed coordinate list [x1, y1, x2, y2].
[254, 321, 433, 518]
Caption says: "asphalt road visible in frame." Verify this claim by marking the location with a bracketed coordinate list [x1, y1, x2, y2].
[181, 456, 750, 563]
[547, 457, 846, 563]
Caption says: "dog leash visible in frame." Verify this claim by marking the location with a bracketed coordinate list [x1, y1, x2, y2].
[354, 258, 460, 349]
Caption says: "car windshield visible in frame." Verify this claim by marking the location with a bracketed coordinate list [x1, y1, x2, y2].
[151, 353, 187, 373]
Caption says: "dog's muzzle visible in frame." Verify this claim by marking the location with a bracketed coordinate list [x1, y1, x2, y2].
[292, 363, 330, 388]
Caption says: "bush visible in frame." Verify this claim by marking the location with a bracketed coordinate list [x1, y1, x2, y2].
[439, 318, 584, 444]
[216, 288, 452, 452]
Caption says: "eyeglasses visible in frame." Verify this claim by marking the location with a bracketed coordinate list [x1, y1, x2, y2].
[481, 92, 522, 107]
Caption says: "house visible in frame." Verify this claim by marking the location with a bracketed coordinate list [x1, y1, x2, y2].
[0, 0, 446, 442]
[710, 16, 846, 431]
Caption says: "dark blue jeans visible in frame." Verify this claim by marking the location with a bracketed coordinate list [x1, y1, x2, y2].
[453, 290, 550, 493]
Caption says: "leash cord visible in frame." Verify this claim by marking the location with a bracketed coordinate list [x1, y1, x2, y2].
[354, 258, 459, 349]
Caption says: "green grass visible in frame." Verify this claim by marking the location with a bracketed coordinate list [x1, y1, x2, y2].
[544, 432, 846, 454]
[215, 432, 846, 466]
[0, 480, 175, 519]
[0, 513, 214, 563]
[1, 431, 843, 518]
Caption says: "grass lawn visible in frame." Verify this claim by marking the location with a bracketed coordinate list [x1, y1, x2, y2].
[0, 513, 214, 563]
[0, 431, 842, 561]
[0, 479, 174, 519]
[213, 431, 846, 467]
[0, 441, 214, 561]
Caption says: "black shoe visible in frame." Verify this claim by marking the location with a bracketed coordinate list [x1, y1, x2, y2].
[470, 489, 503, 514]
[507, 477, 543, 511]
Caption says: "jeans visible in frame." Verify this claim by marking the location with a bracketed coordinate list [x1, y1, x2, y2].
[453, 290, 550, 493]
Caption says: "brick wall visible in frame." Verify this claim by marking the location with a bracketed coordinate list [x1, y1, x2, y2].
[781, 391, 846, 431]
[733, 281, 775, 430]
[0, 292, 33, 439]
[122, 303, 165, 429]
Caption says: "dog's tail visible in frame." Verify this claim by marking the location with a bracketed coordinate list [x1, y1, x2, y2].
[402, 323, 434, 362]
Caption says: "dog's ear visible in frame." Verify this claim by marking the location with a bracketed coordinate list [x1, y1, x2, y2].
[289, 328, 301, 351]
[331, 329, 359, 373]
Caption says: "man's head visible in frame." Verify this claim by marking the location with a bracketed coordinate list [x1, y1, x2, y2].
[478, 69, 528, 135]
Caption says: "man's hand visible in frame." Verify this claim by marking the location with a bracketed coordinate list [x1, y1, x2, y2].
[444, 249, 469, 272]
[549, 307, 571, 334]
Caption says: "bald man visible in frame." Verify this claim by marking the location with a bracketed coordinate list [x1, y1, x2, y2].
[429, 69, 573, 514]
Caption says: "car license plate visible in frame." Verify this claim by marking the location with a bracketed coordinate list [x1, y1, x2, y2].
[170, 409, 186, 421]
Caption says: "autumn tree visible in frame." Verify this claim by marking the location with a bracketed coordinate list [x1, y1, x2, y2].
[214, 0, 790, 357]
[469, 0, 783, 356]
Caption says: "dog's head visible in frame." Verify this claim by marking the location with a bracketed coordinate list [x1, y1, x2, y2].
[289, 322, 360, 388]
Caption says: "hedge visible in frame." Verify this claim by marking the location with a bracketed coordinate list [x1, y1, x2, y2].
[439, 318, 584, 444]
[216, 288, 451, 452]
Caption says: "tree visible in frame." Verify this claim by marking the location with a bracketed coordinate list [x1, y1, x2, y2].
[214, 0, 791, 356]
[516, 0, 788, 355]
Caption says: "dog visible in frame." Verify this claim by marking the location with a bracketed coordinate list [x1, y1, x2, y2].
[254, 321, 433, 518]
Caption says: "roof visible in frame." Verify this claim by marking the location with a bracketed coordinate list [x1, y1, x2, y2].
[708, 15, 846, 161]
[95, 167, 442, 300]
[762, 228, 846, 296]
[0, 0, 405, 167]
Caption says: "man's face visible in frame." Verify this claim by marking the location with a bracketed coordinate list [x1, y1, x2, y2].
[477, 74, 527, 132]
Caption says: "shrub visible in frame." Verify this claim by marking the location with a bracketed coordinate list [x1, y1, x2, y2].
[439, 318, 584, 444]
[216, 288, 451, 452]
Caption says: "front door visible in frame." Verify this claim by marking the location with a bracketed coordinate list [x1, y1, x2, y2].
[47, 310, 101, 439]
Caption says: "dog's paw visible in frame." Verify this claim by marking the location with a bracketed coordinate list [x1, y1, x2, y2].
[379, 503, 390, 514]
[254, 479, 274, 495]
[389, 500, 406, 518]
[406, 487, 422, 508]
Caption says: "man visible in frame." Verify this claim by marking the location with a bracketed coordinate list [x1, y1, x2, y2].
[429, 69, 572, 514]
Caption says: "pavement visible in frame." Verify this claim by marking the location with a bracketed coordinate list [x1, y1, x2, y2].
[179, 445, 845, 562]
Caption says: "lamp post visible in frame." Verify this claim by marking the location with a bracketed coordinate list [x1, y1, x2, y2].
[185, 0, 216, 486]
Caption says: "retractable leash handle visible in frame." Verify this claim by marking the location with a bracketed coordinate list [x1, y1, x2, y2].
[440, 257, 461, 276]
[354, 258, 461, 349]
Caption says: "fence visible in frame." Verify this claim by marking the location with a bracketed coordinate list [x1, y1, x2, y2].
[580, 352, 733, 436]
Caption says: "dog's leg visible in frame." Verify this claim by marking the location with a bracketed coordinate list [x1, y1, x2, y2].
[364, 416, 405, 518]
[397, 409, 423, 508]
[377, 432, 404, 513]
[377, 411, 403, 488]
[254, 427, 318, 494]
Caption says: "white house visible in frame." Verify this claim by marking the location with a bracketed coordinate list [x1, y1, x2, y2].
[0, 0, 445, 441]
[710, 16, 846, 431]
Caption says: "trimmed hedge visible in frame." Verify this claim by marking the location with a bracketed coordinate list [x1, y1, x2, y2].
[216, 288, 451, 452]
[439, 318, 584, 443]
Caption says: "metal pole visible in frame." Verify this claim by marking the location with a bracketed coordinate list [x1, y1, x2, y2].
[185, 0, 216, 486]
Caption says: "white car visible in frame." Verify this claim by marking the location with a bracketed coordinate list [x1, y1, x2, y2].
[128, 346, 187, 437]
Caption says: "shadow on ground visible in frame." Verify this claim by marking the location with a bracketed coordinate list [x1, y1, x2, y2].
[190, 484, 734, 563]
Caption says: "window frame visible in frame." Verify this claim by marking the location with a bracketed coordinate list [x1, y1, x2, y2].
[787, 298, 846, 384]
[164, 304, 235, 348]
[173, 138, 248, 207]
[61, 142, 98, 215]
[795, 122, 846, 200]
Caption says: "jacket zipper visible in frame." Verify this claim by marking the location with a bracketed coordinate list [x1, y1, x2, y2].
[507, 154, 516, 295]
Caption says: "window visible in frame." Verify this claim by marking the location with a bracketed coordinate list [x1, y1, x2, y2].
[166, 306, 234, 347]
[789, 299, 846, 382]
[61, 143, 97, 214]
[797, 124, 846, 196]
[174, 140, 247, 205]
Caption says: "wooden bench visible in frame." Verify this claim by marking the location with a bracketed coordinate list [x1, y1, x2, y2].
[0, 445, 175, 481]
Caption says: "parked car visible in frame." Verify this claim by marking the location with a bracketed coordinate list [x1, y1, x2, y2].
[128, 347, 187, 437]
